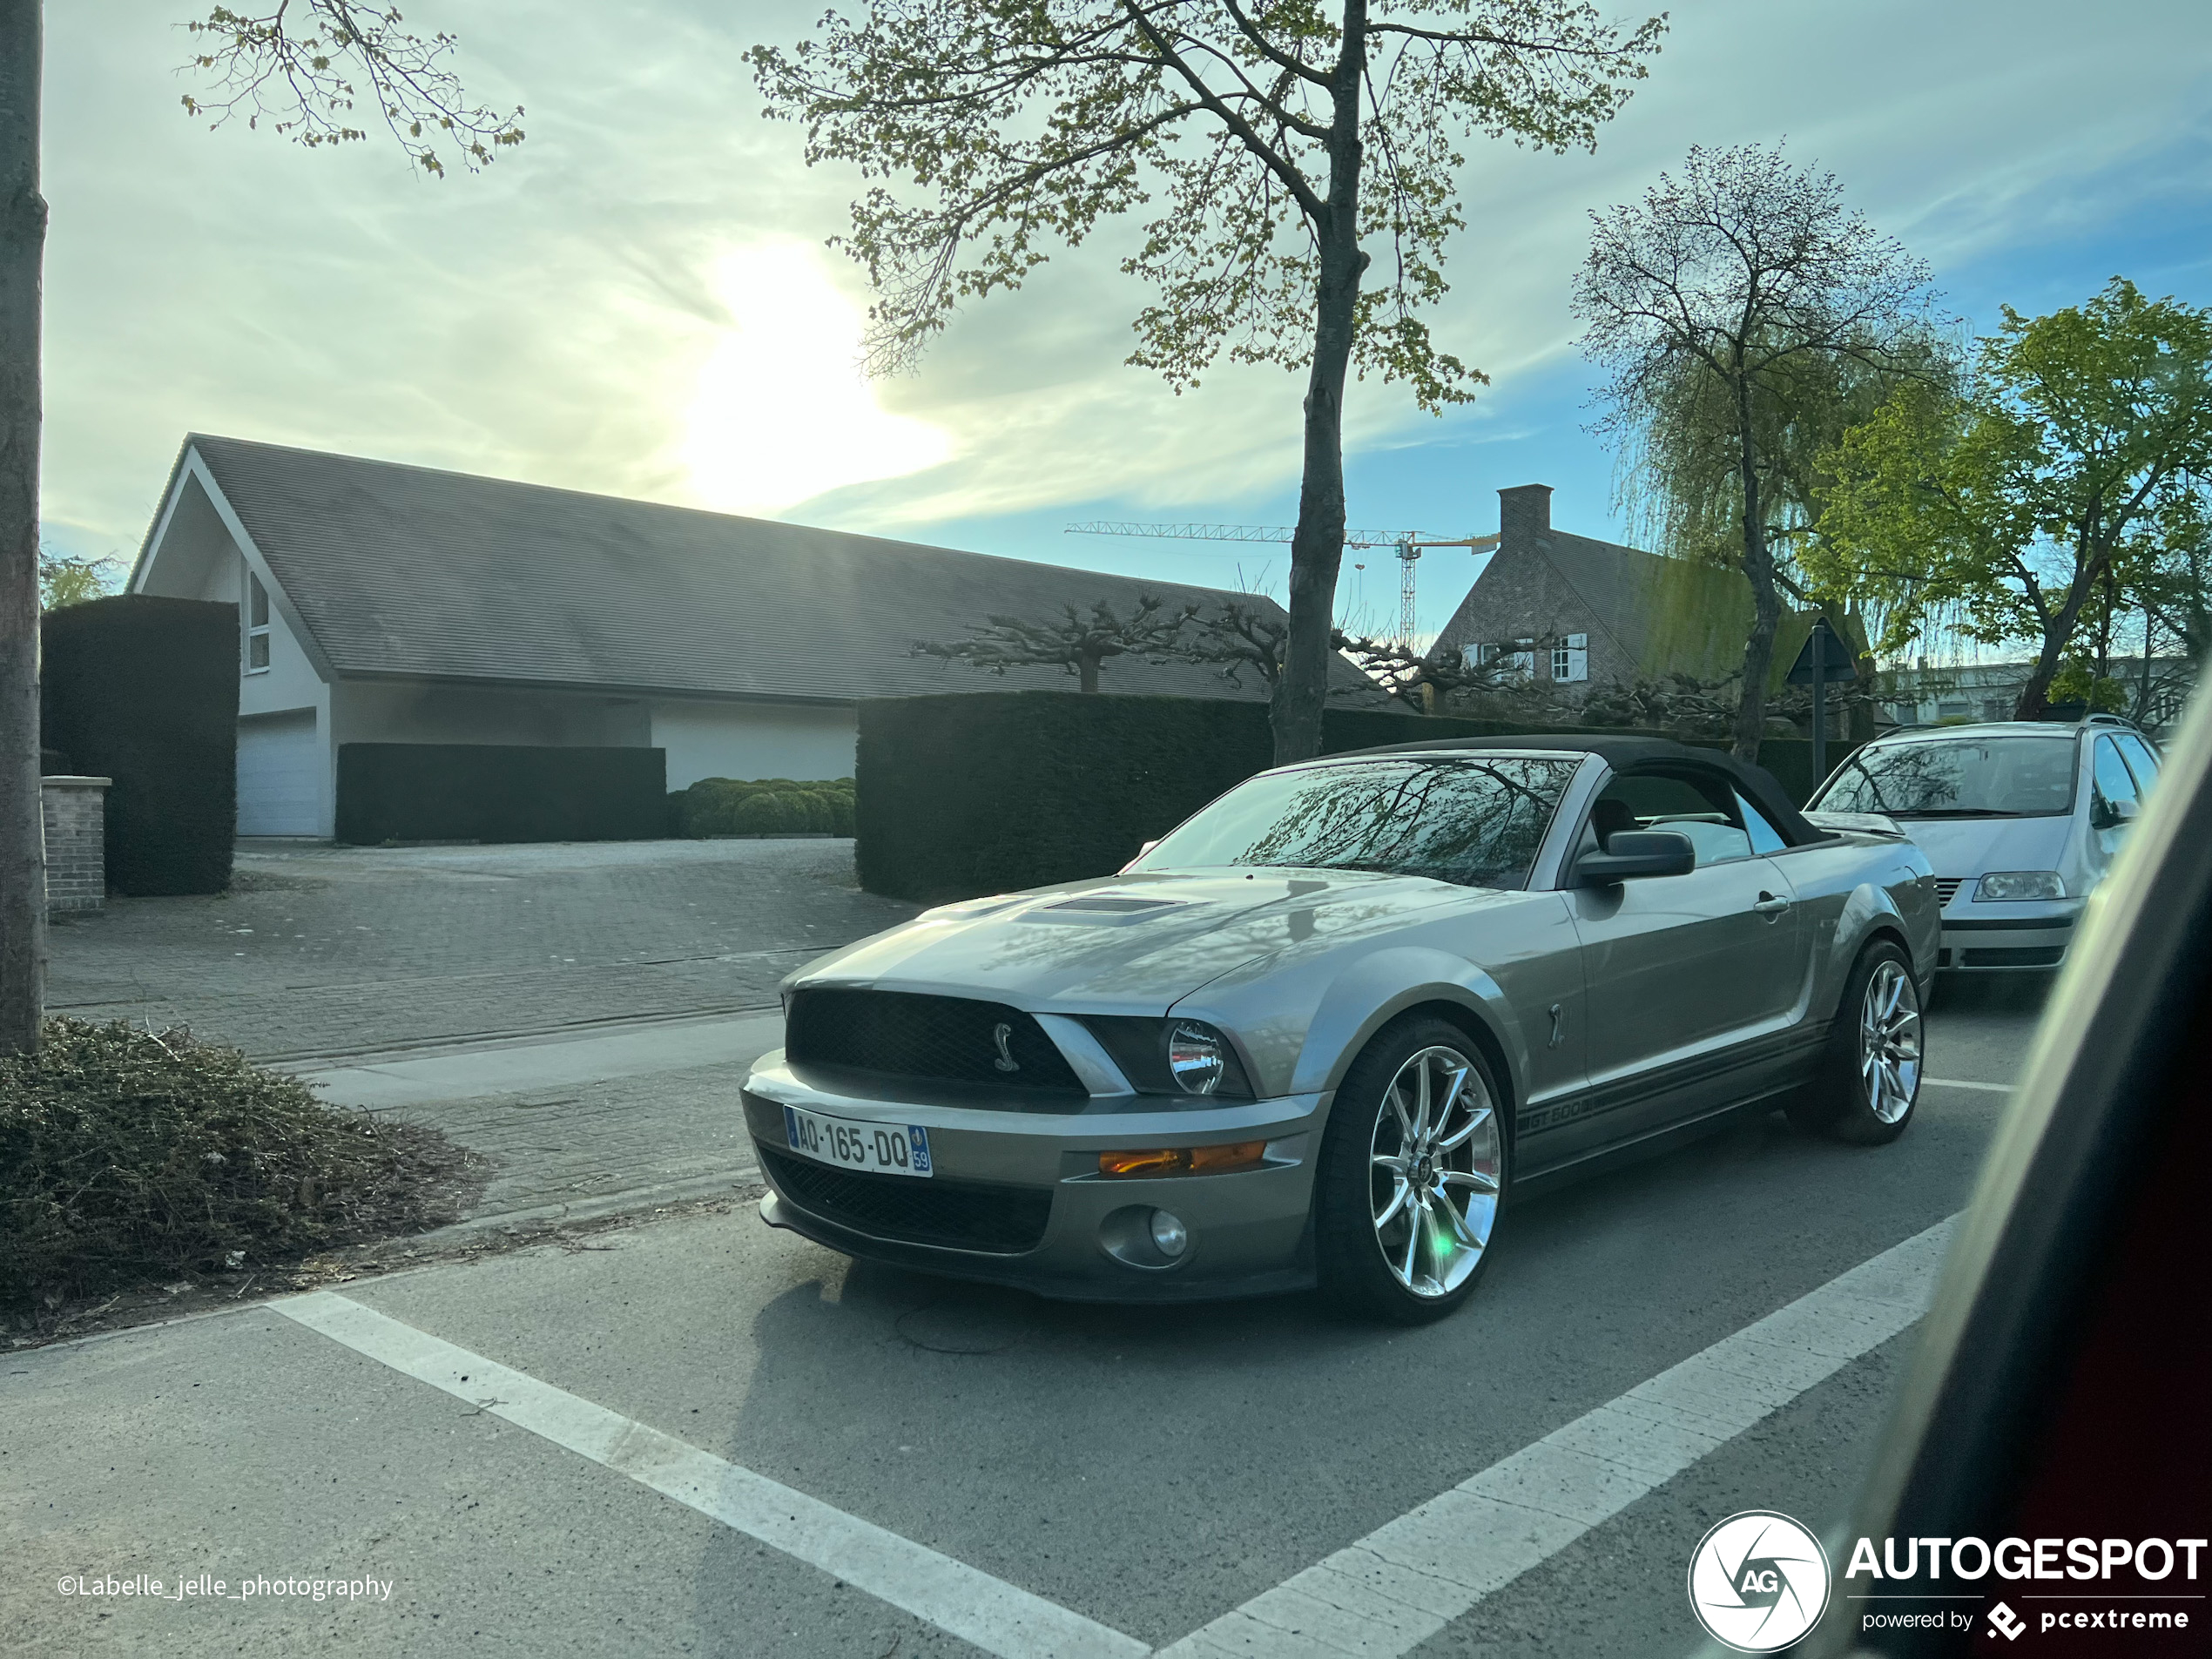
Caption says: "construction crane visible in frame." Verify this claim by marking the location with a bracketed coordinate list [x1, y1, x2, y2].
[1065, 522, 1501, 646]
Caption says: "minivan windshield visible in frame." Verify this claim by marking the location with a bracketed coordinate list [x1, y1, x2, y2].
[1815, 735, 2079, 818]
[1131, 755, 1581, 888]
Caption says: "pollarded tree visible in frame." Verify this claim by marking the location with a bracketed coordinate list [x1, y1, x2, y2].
[0, 3, 520, 1055]
[914, 593, 1202, 691]
[1575, 143, 1940, 759]
[751, 0, 1665, 765]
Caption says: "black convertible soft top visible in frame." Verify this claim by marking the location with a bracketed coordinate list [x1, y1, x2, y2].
[1334, 732, 1833, 846]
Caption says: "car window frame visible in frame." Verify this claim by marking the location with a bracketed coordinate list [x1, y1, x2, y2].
[1563, 762, 1760, 875]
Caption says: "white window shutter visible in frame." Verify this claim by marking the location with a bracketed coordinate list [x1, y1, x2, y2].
[1563, 633, 1588, 684]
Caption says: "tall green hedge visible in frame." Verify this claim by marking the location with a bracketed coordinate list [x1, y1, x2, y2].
[336, 744, 667, 844]
[40, 596, 239, 895]
[855, 692, 1855, 904]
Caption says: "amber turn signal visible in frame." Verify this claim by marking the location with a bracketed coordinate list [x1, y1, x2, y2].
[1097, 1141, 1267, 1178]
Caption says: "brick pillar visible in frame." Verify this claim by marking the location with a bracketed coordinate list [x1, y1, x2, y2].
[1498, 483, 1553, 550]
[41, 776, 111, 913]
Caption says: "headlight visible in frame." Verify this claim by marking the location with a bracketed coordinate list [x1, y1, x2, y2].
[1977, 870, 2066, 902]
[1167, 1022, 1227, 1094]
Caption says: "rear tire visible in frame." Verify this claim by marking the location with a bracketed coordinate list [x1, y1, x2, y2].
[1785, 940, 1923, 1145]
[1315, 1017, 1508, 1325]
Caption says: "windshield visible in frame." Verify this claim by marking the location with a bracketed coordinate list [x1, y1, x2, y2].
[1815, 736, 2079, 817]
[1130, 755, 1581, 888]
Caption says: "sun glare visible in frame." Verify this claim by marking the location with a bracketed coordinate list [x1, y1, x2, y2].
[679, 244, 949, 516]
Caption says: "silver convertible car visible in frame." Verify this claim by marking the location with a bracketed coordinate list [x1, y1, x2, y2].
[741, 737, 1939, 1323]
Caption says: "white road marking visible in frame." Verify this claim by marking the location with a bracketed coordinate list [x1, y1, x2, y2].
[1156, 1217, 1957, 1659]
[1923, 1076, 2013, 1093]
[273, 1217, 1958, 1659]
[272, 1291, 1147, 1659]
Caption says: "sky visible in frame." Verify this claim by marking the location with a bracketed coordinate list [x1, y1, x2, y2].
[39, 0, 2212, 644]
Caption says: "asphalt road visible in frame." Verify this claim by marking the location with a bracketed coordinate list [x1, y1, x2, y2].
[2, 976, 2049, 1658]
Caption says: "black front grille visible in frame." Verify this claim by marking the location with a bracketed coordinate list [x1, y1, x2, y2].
[762, 1150, 1052, 1253]
[1934, 877, 1966, 907]
[786, 989, 1083, 1094]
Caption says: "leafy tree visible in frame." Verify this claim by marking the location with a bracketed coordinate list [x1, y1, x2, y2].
[1575, 142, 1940, 759]
[914, 593, 1201, 692]
[37, 550, 119, 611]
[0, 3, 517, 1055]
[750, 0, 1664, 765]
[1813, 280, 2212, 718]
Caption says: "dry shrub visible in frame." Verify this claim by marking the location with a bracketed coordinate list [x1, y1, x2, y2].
[0, 1019, 477, 1309]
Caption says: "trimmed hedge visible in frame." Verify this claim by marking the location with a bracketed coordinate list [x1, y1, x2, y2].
[670, 776, 856, 838]
[336, 744, 667, 844]
[40, 596, 239, 895]
[855, 692, 1855, 905]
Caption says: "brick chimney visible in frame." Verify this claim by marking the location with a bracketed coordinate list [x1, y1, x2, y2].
[1498, 483, 1553, 548]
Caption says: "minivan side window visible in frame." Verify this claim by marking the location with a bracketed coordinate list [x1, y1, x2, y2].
[2091, 736, 2141, 858]
[2115, 733, 2160, 792]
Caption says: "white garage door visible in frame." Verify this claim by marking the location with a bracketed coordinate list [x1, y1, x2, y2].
[237, 711, 323, 836]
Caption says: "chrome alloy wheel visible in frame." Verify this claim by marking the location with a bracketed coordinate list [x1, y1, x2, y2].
[1860, 959, 1923, 1123]
[1367, 1045, 1502, 1298]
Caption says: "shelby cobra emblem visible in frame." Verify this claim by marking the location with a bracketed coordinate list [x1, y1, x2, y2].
[991, 1022, 1021, 1073]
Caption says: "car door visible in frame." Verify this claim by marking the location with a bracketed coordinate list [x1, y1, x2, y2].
[1564, 771, 1805, 1156]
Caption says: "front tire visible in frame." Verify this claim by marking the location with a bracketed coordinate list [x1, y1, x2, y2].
[1786, 940, 1923, 1144]
[1315, 1018, 1508, 1325]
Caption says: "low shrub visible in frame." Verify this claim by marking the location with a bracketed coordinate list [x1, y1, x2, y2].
[670, 776, 857, 838]
[0, 1020, 479, 1311]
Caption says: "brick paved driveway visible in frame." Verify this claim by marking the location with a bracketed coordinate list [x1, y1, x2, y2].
[48, 840, 918, 1062]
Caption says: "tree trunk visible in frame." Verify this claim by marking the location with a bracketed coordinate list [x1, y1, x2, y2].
[1730, 381, 1780, 762]
[0, 0, 44, 1057]
[2014, 532, 2106, 719]
[1273, 0, 1367, 767]
[1077, 650, 1100, 694]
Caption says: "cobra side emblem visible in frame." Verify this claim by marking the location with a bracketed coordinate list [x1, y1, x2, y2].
[991, 1022, 1021, 1073]
[1548, 1003, 1565, 1049]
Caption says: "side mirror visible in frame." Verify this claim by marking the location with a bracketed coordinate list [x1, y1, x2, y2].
[1575, 829, 1696, 886]
[2090, 796, 2137, 832]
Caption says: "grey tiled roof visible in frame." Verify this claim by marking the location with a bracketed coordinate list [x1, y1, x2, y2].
[184, 434, 1379, 705]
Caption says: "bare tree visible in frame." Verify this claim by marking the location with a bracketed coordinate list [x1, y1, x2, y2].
[1575, 143, 1939, 759]
[751, 0, 1663, 766]
[0, 3, 516, 1055]
[914, 593, 1201, 692]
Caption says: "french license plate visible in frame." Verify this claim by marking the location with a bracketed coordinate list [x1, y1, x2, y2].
[783, 1105, 933, 1178]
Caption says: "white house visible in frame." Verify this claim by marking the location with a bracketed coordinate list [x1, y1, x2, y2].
[130, 435, 1359, 839]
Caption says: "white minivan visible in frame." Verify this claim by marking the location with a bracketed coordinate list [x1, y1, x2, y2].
[1807, 715, 2161, 971]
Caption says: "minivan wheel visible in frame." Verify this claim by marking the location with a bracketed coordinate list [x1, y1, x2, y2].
[1316, 1018, 1507, 1325]
[1786, 941, 1923, 1144]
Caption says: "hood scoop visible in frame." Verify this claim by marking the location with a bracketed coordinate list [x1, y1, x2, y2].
[1021, 894, 1194, 926]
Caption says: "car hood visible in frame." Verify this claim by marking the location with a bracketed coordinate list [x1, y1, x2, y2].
[788, 868, 1506, 1011]
[1896, 814, 2073, 877]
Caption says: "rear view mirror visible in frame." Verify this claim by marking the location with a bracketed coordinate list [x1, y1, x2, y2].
[1575, 829, 1695, 886]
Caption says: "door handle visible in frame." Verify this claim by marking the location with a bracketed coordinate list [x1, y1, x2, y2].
[1751, 893, 1791, 917]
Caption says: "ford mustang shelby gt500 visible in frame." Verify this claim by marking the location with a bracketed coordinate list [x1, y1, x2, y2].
[740, 736, 1937, 1323]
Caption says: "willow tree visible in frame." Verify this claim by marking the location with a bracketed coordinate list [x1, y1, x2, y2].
[750, 0, 1665, 765]
[1575, 144, 1938, 759]
[0, 3, 518, 1055]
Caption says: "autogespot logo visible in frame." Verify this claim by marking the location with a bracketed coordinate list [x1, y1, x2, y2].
[1689, 1510, 1833, 1652]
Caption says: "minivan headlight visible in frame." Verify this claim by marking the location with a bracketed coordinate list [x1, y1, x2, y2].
[1978, 870, 2066, 902]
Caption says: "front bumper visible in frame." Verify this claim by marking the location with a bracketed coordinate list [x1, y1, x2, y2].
[740, 1051, 1330, 1302]
[1937, 901, 2082, 970]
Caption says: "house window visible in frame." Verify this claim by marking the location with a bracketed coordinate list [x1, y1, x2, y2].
[246, 570, 271, 673]
[1551, 633, 1588, 684]
[1507, 638, 1537, 679]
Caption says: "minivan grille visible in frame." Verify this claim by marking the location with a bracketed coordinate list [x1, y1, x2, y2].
[1934, 878, 1966, 907]
[785, 988, 1084, 1095]
[762, 1150, 1052, 1253]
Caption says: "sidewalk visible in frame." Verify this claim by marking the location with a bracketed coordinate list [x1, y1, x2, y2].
[293, 1009, 786, 1236]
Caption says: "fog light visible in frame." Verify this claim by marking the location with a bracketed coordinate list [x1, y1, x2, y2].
[1149, 1210, 1189, 1258]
